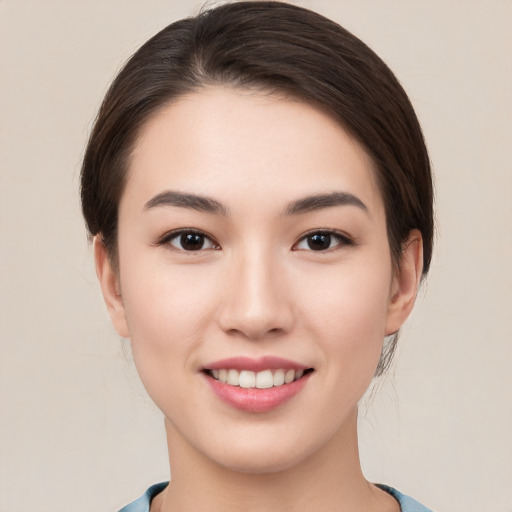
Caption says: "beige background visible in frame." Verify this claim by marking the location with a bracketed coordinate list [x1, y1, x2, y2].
[1, 1, 511, 511]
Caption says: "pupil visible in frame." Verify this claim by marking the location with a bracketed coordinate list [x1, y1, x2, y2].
[308, 233, 331, 250]
[181, 233, 204, 250]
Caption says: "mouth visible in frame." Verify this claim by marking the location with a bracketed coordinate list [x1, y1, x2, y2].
[203, 368, 314, 389]
[201, 357, 315, 412]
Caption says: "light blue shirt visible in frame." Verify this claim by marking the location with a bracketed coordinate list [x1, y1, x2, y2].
[118, 482, 434, 511]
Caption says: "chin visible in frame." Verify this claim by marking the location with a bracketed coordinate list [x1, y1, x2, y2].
[214, 448, 307, 475]
[202, 427, 328, 475]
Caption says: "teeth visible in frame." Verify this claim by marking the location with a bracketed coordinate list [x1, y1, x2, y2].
[284, 369, 295, 384]
[227, 369, 239, 386]
[209, 368, 308, 389]
[273, 369, 285, 386]
[239, 370, 256, 388]
[256, 370, 273, 389]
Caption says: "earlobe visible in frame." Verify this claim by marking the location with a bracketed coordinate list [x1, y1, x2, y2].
[385, 230, 423, 336]
[93, 236, 130, 338]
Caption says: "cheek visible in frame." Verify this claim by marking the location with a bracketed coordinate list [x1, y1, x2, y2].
[119, 261, 221, 402]
[294, 257, 392, 371]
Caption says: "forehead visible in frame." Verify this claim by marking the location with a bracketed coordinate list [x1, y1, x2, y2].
[122, 86, 383, 216]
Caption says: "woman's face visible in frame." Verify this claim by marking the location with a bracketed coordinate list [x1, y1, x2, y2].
[96, 87, 420, 473]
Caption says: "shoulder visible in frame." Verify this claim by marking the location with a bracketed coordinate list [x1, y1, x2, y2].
[117, 482, 434, 512]
[117, 482, 168, 512]
[377, 484, 434, 512]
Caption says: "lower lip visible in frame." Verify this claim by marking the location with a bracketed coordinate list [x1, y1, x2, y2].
[204, 372, 312, 413]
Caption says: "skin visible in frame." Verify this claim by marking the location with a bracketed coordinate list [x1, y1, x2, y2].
[95, 87, 423, 512]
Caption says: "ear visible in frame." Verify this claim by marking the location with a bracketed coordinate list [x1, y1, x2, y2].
[93, 236, 130, 338]
[385, 229, 424, 336]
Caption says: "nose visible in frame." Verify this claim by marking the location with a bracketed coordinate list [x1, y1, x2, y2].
[217, 248, 295, 340]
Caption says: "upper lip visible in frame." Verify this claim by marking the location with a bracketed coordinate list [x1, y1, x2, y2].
[203, 356, 309, 372]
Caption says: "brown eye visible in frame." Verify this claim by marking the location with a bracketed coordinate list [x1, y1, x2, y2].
[294, 231, 353, 251]
[307, 233, 332, 251]
[179, 233, 205, 251]
[166, 230, 218, 251]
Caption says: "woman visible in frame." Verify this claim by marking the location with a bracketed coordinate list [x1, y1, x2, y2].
[81, 2, 434, 511]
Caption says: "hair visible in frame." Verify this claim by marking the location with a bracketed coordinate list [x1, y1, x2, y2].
[80, 0, 434, 375]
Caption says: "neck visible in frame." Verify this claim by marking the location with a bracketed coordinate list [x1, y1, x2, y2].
[153, 409, 397, 512]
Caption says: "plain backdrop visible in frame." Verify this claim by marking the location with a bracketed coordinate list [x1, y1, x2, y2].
[1, 1, 511, 511]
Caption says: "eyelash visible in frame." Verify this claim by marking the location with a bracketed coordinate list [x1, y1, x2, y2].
[156, 229, 220, 252]
[293, 230, 355, 252]
[156, 229, 354, 253]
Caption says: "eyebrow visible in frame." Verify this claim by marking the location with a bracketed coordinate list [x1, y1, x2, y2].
[143, 190, 367, 217]
[284, 192, 368, 216]
[143, 191, 228, 215]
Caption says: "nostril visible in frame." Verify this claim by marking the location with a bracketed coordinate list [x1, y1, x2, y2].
[223, 326, 287, 341]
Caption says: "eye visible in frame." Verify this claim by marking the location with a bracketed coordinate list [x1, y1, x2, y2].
[160, 230, 219, 252]
[294, 231, 353, 251]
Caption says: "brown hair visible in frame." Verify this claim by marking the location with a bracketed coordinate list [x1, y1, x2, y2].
[81, 1, 434, 374]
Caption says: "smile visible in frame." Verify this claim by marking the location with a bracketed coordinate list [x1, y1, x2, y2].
[202, 357, 314, 412]
[206, 368, 310, 389]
